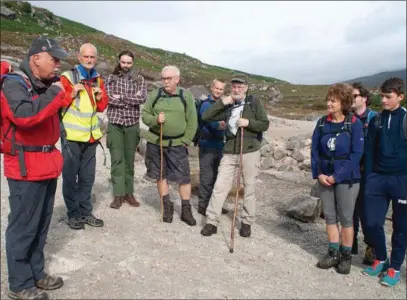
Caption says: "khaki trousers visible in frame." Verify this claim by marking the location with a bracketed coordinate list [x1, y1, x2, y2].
[206, 150, 260, 226]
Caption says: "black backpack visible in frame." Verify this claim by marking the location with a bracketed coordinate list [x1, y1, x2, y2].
[317, 113, 356, 137]
[192, 97, 212, 146]
[152, 87, 187, 112]
[245, 95, 263, 142]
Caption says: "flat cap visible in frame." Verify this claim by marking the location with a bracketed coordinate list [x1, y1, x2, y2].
[231, 73, 249, 84]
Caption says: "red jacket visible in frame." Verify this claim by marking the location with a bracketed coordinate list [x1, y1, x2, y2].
[1, 60, 71, 181]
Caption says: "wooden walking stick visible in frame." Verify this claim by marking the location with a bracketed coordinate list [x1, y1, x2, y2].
[230, 112, 244, 253]
[159, 121, 164, 222]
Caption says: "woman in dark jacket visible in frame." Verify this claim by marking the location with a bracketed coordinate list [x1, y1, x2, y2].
[311, 83, 364, 275]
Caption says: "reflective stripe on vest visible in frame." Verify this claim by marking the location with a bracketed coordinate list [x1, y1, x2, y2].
[61, 69, 103, 142]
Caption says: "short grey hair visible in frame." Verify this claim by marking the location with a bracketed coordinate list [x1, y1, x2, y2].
[161, 65, 180, 77]
[79, 43, 98, 56]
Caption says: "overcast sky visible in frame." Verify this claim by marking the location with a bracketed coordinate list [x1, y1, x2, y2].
[29, 1, 406, 84]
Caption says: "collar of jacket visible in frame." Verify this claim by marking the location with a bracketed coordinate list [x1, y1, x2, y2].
[356, 107, 371, 119]
[76, 64, 99, 80]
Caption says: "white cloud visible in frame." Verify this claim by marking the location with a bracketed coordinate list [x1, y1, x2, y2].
[28, 1, 406, 84]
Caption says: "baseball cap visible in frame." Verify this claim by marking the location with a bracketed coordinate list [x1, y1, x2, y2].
[28, 36, 69, 60]
[231, 73, 249, 85]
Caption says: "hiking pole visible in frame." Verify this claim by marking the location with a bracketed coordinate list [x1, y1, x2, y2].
[230, 112, 244, 253]
[159, 121, 164, 222]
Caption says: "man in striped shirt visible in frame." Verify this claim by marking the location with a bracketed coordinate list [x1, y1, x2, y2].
[105, 50, 147, 209]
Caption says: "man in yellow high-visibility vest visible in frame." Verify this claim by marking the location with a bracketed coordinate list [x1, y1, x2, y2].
[60, 43, 108, 230]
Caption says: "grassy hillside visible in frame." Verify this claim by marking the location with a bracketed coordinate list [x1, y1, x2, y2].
[1, 1, 333, 119]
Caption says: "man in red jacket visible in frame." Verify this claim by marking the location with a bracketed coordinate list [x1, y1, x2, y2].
[1, 36, 70, 299]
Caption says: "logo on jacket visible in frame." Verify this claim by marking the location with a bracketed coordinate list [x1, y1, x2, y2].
[398, 199, 407, 205]
[327, 137, 336, 151]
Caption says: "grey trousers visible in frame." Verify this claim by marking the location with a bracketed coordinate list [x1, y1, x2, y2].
[320, 183, 360, 227]
[206, 150, 260, 226]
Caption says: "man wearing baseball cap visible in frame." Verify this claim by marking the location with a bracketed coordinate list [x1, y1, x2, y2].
[200, 73, 270, 237]
[1, 35, 71, 299]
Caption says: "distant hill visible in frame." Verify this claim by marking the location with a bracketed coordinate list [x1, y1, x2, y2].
[344, 69, 407, 89]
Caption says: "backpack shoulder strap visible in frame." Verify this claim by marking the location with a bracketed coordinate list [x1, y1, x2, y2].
[63, 68, 80, 85]
[179, 88, 187, 113]
[367, 109, 376, 124]
[317, 116, 328, 139]
[343, 113, 354, 134]
[152, 87, 163, 109]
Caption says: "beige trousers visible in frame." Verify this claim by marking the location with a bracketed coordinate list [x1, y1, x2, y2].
[206, 150, 260, 226]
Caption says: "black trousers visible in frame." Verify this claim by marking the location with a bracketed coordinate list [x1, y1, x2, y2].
[62, 140, 97, 218]
[6, 178, 57, 292]
[198, 147, 223, 209]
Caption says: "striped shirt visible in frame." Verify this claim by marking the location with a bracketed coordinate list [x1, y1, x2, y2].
[105, 72, 147, 126]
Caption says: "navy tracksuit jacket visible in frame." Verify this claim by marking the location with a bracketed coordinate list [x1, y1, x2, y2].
[363, 106, 407, 270]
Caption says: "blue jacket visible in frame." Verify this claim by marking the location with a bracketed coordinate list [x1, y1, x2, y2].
[198, 96, 225, 150]
[311, 114, 364, 183]
[364, 106, 407, 176]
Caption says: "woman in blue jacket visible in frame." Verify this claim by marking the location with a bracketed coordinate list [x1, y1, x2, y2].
[311, 83, 364, 275]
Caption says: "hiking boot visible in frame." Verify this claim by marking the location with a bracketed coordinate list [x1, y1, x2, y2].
[337, 248, 352, 275]
[239, 222, 251, 237]
[80, 215, 104, 227]
[200, 224, 217, 236]
[317, 248, 340, 269]
[67, 217, 84, 230]
[124, 194, 140, 207]
[35, 273, 64, 290]
[362, 246, 376, 265]
[181, 204, 196, 226]
[110, 196, 123, 209]
[8, 287, 49, 300]
[362, 259, 389, 277]
[163, 201, 174, 223]
[380, 268, 401, 287]
[351, 237, 358, 255]
[197, 206, 206, 216]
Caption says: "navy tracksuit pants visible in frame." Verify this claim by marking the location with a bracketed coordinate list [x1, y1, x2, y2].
[364, 172, 407, 270]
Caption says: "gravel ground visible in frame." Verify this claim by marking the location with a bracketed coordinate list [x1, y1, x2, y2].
[1, 137, 406, 299]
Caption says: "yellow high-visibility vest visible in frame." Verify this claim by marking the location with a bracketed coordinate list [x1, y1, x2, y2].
[61, 69, 103, 142]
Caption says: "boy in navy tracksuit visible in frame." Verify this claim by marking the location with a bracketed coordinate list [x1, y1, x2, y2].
[196, 79, 228, 216]
[362, 77, 407, 287]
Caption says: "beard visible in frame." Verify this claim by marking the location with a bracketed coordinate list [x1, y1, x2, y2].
[121, 67, 131, 73]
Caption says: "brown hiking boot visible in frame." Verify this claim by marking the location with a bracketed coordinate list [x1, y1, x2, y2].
[8, 287, 49, 299]
[35, 273, 64, 290]
[124, 194, 140, 207]
[110, 196, 123, 209]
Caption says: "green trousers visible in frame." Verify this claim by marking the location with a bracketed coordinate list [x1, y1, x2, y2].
[106, 123, 140, 196]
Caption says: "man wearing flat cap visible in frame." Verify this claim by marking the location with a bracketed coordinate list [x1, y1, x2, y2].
[200, 73, 270, 237]
[1, 35, 71, 299]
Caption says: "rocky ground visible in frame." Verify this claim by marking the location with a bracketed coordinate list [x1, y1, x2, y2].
[1, 117, 406, 299]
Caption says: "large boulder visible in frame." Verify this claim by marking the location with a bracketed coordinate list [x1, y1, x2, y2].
[286, 195, 321, 223]
[187, 85, 209, 100]
[1, 5, 17, 20]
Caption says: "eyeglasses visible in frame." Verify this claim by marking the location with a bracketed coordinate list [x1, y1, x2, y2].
[161, 76, 177, 81]
[353, 94, 361, 99]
